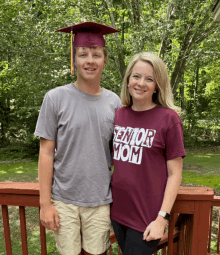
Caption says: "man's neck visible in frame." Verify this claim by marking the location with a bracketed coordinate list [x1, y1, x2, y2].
[74, 79, 101, 95]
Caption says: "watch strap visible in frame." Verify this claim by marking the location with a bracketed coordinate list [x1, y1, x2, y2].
[158, 211, 171, 221]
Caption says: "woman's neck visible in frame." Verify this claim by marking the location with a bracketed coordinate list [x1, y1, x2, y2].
[132, 100, 157, 111]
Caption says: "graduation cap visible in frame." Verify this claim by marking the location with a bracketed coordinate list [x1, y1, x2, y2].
[56, 21, 119, 75]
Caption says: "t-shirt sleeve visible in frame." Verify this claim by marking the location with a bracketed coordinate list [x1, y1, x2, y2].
[34, 92, 57, 140]
[115, 95, 122, 110]
[165, 122, 186, 161]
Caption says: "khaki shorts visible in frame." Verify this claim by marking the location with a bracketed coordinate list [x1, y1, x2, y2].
[52, 198, 111, 255]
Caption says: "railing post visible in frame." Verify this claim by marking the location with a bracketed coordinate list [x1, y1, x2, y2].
[207, 206, 213, 253]
[19, 206, 28, 255]
[191, 201, 211, 255]
[109, 245, 112, 255]
[2, 205, 13, 255]
[161, 247, 166, 255]
[217, 210, 220, 253]
[39, 207, 47, 255]
[117, 245, 120, 255]
[167, 213, 175, 255]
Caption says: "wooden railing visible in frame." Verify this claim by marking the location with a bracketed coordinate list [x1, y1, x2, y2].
[0, 182, 217, 255]
[207, 196, 220, 255]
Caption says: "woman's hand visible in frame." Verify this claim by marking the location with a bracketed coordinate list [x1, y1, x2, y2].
[143, 216, 167, 242]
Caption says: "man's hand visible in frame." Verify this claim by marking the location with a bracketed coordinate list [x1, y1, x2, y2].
[143, 216, 167, 242]
[40, 204, 59, 231]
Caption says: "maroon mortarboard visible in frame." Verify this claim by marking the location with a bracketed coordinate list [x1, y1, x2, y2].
[56, 21, 119, 75]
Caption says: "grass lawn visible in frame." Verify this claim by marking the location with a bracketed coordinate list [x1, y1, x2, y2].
[182, 152, 220, 190]
[0, 160, 38, 183]
[0, 149, 220, 254]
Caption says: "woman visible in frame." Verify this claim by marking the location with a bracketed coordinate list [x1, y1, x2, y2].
[111, 52, 186, 255]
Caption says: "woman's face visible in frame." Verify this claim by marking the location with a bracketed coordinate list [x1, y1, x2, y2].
[128, 60, 156, 105]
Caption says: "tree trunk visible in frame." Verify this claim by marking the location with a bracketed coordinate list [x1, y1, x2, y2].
[105, 0, 126, 78]
[179, 75, 185, 111]
[122, 0, 134, 25]
[131, 0, 140, 25]
[162, 2, 216, 98]
[194, 62, 199, 101]
[159, 3, 175, 58]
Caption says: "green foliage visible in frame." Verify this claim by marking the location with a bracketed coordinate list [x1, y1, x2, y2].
[0, 146, 29, 161]
[183, 122, 220, 146]
[0, 0, 220, 151]
[0, 140, 39, 161]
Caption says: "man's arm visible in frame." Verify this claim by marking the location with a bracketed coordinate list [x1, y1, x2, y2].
[38, 137, 59, 231]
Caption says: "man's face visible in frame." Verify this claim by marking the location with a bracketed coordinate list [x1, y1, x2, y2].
[75, 47, 107, 82]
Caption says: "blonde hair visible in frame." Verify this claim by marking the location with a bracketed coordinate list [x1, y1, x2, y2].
[121, 52, 181, 115]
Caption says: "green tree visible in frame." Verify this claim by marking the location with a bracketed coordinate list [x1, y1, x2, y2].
[1, 0, 220, 152]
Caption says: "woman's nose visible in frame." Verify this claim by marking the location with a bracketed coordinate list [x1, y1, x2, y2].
[137, 79, 145, 86]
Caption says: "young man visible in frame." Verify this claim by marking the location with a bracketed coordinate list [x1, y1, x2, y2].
[34, 22, 121, 255]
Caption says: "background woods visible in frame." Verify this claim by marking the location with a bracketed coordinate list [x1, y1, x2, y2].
[0, 0, 220, 159]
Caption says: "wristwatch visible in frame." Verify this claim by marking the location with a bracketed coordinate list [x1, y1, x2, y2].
[158, 211, 171, 221]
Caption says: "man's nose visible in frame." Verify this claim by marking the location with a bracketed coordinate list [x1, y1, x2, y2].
[86, 54, 95, 63]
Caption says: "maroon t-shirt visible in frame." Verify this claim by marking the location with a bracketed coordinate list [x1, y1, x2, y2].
[111, 105, 186, 233]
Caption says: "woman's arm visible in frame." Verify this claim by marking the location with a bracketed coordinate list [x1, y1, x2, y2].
[143, 157, 183, 241]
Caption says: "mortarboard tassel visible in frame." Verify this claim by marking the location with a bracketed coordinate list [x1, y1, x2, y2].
[71, 25, 75, 75]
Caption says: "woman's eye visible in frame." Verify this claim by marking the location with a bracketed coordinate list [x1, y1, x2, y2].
[133, 75, 139, 79]
[147, 78, 154, 82]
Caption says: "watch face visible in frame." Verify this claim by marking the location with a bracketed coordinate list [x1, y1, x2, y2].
[159, 211, 166, 217]
[165, 213, 171, 220]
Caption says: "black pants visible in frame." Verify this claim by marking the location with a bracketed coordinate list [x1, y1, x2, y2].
[111, 219, 160, 255]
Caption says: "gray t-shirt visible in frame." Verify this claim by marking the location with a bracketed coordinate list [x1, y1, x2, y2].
[34, 83, 121, 206]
